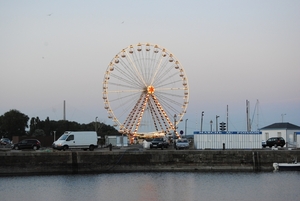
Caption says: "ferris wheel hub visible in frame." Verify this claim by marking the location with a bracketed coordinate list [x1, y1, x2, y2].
[147, 85, 155, 94]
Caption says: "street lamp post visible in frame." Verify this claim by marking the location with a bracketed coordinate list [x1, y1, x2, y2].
[95, 117, 98, 132]
[185, 119, 188, 137]
[210, 120, 213, 131]
[281, 114, 286, 122]
[53, 131, 56, 142]
[200, 111, 204, 132]
[216, 115, 219, 132]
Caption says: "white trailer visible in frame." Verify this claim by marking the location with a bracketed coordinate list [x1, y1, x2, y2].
[193, 131, 262, 149]
[52, 131, 98, 151]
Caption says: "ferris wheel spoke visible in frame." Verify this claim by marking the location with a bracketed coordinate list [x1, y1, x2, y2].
[110, 65, 145, 88]
[108, 91, 141, 102]
[150, 51, 166, 85]
[155, 87, 186, 92]
[155, 78, 184, 89]
[126, 49, 148, 87]
[154, 93, 183, 117]
[107, 82, 144, 93]
[151, 59, 172, 86]
[156, 90, 186, 99]
[118, 56, 146, 87]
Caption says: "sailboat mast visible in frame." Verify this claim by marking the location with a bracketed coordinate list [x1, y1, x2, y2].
[256, 99, 259, 130]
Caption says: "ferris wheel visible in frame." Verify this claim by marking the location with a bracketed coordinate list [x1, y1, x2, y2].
[103, 43, 189, 135]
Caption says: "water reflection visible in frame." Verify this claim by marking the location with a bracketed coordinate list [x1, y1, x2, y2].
[0, 172, 299, 201]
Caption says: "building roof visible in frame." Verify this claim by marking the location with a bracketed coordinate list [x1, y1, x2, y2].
[260, 122, 300, 130]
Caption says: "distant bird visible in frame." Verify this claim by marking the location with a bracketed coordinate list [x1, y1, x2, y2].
[122, 21, 124, 24]
[48, 13, 52, 16]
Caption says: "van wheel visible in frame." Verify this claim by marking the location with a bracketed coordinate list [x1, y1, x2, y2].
[89, 145, 94, 151]
[63, 145, 68, 151]
[33, 146, 37, 150]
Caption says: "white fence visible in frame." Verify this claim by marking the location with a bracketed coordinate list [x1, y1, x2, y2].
[193, 131, 262, 149]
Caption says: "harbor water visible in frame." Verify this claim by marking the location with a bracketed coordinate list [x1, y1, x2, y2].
[1, 172, 299, 201]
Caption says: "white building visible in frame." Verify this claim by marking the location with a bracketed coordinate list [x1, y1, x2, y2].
[260, 122, 300, 148]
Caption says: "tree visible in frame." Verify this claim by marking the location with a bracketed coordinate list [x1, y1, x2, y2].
[32, 129, 46, 137]
[0, 109, 29, 138]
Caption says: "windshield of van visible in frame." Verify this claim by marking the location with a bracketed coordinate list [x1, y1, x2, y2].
[58, 134, 68, 140]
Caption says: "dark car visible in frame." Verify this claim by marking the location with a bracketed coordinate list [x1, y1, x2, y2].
[262, 140, 266, 148]
[0, 138, 12, 146]
[150, 138, 169, 149]
[13, 139, 41, 150]
[265, 137, 285, 148]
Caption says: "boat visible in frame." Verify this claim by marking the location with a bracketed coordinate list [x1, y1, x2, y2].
[273, 158, 300, 171]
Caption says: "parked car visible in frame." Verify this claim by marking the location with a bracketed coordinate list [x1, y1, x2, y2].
[150, 138, 169, 149]
[265, 137, 285, 148]
[175, 138, 189, 150]
[12, 139, 41, 150]
[262, 140, 266, 148]
[0, 138, 12, 146]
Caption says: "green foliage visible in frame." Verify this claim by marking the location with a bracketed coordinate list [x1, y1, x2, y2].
[0, 109, 29, 138]
[32, 129, 46, 137]
[0, 110, 119, 139]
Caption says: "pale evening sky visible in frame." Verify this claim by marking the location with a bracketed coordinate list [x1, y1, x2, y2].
[0, 0, 299, 134]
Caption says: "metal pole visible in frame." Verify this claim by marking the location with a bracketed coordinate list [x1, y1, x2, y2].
[210, 120, 213, 132]
[226, 105, 228, 131]
[185, 119, 188, 137]
[281, 114, 286, 122]
[200, 111, 204, 132]
[95, 117, 98, 132]
[216, 115, 219, 132]
[53, 131, 56, 142]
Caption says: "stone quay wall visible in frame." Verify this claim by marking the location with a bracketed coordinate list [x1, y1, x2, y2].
[1, 149, 300, 176]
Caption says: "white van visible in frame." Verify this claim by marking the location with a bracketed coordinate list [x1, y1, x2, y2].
[52, 131, 98, 151]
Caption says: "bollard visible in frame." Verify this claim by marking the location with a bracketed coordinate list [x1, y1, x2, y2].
[109, 143, 112, 151]
[223, 143, 225, 150]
